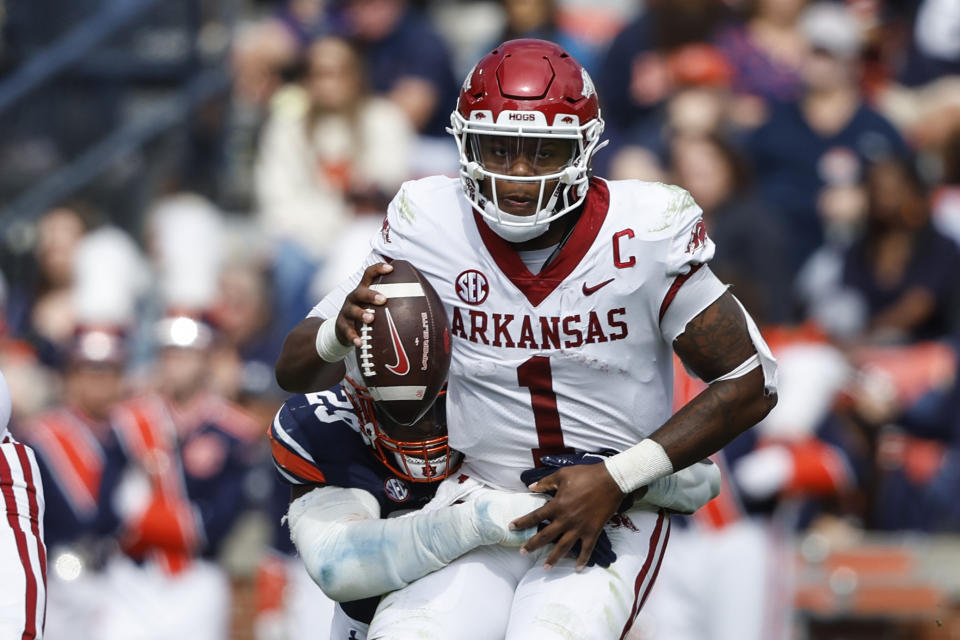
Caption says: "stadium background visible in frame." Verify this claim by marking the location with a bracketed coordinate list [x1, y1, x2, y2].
[2, 0, 960, 637]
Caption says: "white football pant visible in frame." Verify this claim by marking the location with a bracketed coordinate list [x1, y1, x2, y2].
[368, 492, 670, 640]
[0, 437, 46, 640]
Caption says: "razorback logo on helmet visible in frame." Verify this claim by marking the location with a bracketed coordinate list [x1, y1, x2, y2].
[686, 220, 707, 255]
[380, 218, 391, 244]
[456, 270, 489, 305]
[384, 476, 410, 502]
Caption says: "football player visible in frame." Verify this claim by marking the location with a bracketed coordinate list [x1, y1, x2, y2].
[274, 364, 723, 639]
[0, 369, 47, 640]
[275, 39, 778, 639]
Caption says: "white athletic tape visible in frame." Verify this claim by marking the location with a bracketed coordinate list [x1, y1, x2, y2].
[604, 438, 675, 495]
[315, 317, 353, 363]
[370, 283, 425, 298]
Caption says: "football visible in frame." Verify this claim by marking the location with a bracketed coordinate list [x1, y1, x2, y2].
[356, 260, 451, 426]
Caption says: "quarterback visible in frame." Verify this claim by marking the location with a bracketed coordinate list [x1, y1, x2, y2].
[276, 39, 777, 639]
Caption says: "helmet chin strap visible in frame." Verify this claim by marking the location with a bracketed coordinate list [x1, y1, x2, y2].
[482, 203, 552, 243]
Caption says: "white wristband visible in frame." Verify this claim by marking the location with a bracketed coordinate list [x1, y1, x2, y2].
[315, 317, 354, 363]
[604, 439, 675, 495]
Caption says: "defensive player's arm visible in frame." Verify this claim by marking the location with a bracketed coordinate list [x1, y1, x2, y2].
[638, 459, 721, 514]
[275, 262, 393, 393]
[286, 484, 547, 602]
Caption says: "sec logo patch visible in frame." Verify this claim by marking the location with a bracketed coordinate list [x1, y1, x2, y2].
[456, 269, 489, 305]
[384, 477, 410, 502]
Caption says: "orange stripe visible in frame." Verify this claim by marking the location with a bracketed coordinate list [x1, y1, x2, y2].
[129, 405, 162, 455]
[30, 427, 96, 514]
[47, 426, 101, 502]
[125, 403, 179, 496]
[118, 400, 199, 574]
[269, 432, 326, 484]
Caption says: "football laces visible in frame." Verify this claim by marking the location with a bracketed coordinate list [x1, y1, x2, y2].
[358, 316, 376, 378]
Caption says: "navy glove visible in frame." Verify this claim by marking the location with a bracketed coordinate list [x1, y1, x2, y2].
[520, 451, 635, 514]
[519, 451, 627, 568]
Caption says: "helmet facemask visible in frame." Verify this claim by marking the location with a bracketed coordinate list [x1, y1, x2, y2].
[450, 111, 605, 243]
[344, 377, 462, 482]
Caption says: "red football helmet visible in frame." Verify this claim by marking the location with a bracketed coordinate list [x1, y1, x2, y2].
[343, 376, 462, 483]
[448, 39, 606, 242]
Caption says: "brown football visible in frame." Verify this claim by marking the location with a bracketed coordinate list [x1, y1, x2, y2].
[356, 260, 451, 426]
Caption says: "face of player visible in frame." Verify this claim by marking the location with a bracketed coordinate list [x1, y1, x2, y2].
[370, 392, 457, 479]
[472, 135, 576, 217]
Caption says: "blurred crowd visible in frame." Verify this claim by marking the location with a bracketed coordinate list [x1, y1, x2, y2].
[1, 0, 960, 637]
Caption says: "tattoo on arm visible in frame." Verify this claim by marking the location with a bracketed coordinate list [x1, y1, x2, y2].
[653, 292, 776, 469]
[672, 291, 755, 382]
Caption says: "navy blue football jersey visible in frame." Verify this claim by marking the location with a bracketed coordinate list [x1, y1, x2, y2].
[269, 386, 439, 518]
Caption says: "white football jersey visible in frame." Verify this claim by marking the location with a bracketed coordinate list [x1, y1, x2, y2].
[312, 176, 727, 490]
[0, 370, 10, 442]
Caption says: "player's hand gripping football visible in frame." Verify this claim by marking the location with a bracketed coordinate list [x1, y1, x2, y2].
[511, 456, 627, 572]
[335, 262, 394, 347]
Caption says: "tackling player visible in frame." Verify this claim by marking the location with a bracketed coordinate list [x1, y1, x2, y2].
[276, 39, 777, 639]
[273, 357, 722, 639]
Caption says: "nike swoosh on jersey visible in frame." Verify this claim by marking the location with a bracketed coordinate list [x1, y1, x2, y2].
[582, 278, 615, 296]
[384, 308, 411, 375]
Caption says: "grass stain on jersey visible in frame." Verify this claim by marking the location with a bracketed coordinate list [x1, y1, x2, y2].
[648, 183, 696, 232]
[397, 188, 416, 223]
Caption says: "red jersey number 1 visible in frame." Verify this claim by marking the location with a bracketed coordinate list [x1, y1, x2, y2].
[517, 356, 573, 466]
